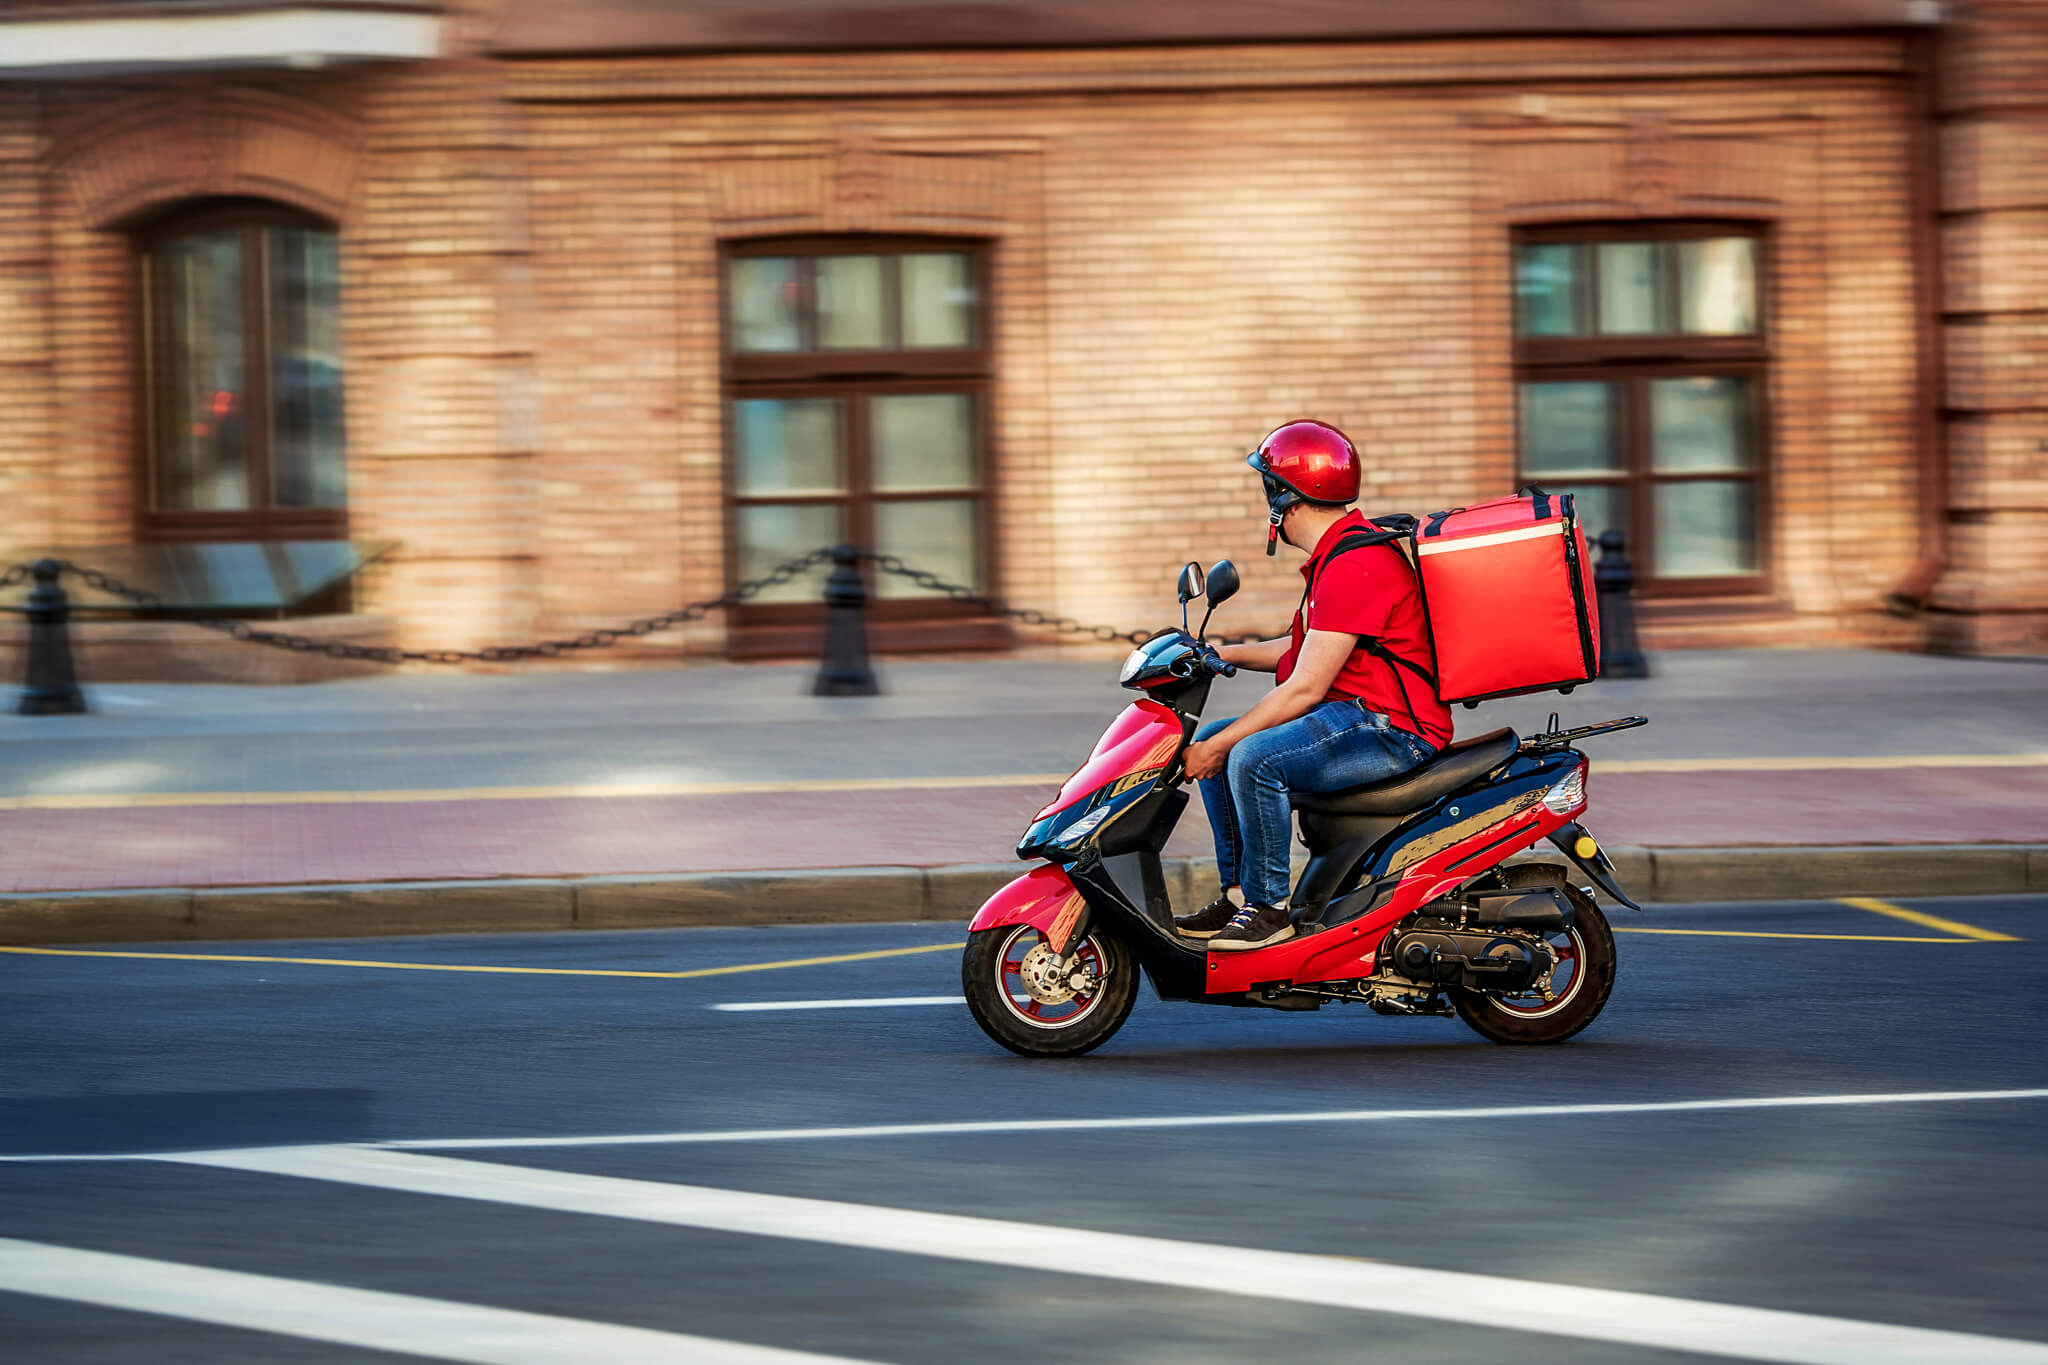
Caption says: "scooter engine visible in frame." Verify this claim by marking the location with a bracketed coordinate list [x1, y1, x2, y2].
[1387, 923, 1546, 994]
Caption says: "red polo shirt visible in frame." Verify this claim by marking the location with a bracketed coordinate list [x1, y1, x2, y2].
[1275, 510, 1455, 749]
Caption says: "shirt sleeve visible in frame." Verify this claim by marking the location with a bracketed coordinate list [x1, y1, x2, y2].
[1305, 548, 1401, 639]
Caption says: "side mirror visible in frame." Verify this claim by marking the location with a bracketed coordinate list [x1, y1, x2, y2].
[1176, 561, 1206, 604]
[1204, 560, 1240, 608]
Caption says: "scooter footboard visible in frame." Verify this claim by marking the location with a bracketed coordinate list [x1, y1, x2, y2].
[968, 865, 1086, 949]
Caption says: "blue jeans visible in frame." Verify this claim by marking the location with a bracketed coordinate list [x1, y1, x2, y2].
[1197, 700, 1437, 908]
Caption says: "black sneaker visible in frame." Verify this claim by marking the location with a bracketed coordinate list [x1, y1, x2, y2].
[1173, 893, 1241, 939]
[1207, 902, 1296, 952]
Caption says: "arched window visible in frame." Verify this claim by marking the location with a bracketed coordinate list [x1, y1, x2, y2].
[135, 200, 347, 542]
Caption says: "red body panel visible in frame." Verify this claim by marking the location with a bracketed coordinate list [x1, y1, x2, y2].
[968, 864, 1084, 938]
[1203, 801, 1576, 994]
[1414, 494, 1600, 704]
[1034, 700, 1184, 819]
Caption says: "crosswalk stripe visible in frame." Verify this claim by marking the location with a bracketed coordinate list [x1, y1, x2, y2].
[0, 1236, 873, 1365]
[170, 1145, 2048, 1365]
[369, 1086, 2048, 1152]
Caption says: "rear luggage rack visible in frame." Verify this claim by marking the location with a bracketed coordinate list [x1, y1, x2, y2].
[1520, 713, 1649, 754]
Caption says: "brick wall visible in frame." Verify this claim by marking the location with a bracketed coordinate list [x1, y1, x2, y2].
[0, 24, 1962, 668]
[1934, 1, 2048, 653]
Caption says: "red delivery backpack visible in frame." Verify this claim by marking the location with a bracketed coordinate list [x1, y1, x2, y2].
[1410, 487, 1602, 705]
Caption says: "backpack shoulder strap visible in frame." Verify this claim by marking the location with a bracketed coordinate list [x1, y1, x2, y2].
[1300, 524, 1441, 697]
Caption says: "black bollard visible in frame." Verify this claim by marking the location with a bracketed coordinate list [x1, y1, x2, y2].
[1594, 530, 1650, 680]
[812, 544, 880, 696]
[19, 559, 87, 715]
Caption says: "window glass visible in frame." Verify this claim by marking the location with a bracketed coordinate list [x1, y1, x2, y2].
[1679, 238, 1758, 335]
[735, 504, 843, 602]
[1653, 481, 1758, 577]
[267, 227, 346, 509]
[871, 393, 979, 492]
[1597, 241, 1666, 335]
[1652, 376, 1754, 473]
[900, 252, 976, 348]
[153, 228, 251, 511]
[729, 257, 804, 352]
[816, 255, 887, 350]
[731, 398, 844, 496]
[1519, 382, 1620, 475]
[874, 499, 981, 598]
[1515, 243, 1581, 337]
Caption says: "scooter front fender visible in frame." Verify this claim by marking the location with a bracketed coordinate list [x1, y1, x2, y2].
[968, 864, 1088, 951]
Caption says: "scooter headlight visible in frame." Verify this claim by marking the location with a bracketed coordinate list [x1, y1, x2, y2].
[1543, 763, 1588, 815]
[1056, 802, 1114, 849]
[1119, 646, 1150, 685]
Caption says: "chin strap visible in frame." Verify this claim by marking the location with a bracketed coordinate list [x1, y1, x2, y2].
[1266, 510, 1282, 556]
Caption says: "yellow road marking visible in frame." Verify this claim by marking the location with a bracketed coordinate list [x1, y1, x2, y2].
[1839, 897, 2021, 942]
[2, 751, 2045, 812]
[0, 774, 1071, 812]
[0, 940, 966, 979]
[1613, 927, 1974, 943]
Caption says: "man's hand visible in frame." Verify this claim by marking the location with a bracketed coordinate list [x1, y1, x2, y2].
[1183, 738, 1230, 781]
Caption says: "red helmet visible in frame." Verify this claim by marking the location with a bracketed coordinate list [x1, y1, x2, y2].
[1247, 420, 1361, 554]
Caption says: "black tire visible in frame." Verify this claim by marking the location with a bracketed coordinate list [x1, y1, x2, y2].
[963, 924, 1139, 1058]
[1451, 864, 1616, 1045]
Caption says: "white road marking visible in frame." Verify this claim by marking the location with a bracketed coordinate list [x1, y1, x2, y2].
[168, 1146, 2048, 1365]
[711, 995, 966, 1012]
[372, 1086, 2048, 1152]
[0, 1236, 871, 1365]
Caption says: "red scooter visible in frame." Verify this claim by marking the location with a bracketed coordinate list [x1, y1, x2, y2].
[963, 559, 1647, 1058]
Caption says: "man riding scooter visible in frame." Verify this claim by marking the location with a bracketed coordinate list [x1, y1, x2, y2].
[1174, 420, 1455, 951]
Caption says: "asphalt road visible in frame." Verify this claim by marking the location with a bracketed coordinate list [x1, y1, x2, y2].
[3, 895, 2045, 1363]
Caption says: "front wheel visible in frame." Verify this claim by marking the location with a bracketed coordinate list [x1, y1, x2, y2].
[963, 923, 1139, 1058]
[1451, 867, 1615, 1045]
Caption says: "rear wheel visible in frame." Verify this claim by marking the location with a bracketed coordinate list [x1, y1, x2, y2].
[1451, 864, 1615, 1045]
[963, 923, 1139, 1058]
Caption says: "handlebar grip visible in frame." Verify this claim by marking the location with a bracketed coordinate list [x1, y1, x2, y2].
[1204, 650, 1237, 677]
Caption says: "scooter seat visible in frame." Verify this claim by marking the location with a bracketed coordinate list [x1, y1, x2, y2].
[1291, 728, 1520, 817]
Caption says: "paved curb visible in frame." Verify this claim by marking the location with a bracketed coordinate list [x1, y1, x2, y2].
[2, 844, 2044, 946]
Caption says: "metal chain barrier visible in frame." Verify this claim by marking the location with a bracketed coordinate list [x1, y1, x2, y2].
[2, 549, 837, 666]
[860, 553, 1155, 645]
[0, 547, 1280, 664]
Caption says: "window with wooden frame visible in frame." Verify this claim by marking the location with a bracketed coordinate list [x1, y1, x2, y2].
[1513, 223, 1768, 595]
[722, 237, 1002, 654]
[135, 199, 347, 544]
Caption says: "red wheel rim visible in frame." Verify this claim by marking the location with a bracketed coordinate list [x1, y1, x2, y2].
[995, 925, 1107, 1029]
[1488, 926, 1586, 1019]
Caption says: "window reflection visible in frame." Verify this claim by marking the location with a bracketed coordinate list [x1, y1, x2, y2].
[875, 500, 981, 598]
[871, 394, 979, 492]
[268, 227, 346, 509]
[1515, 243, 1581, 337]
[1654, 481, 1758, 577]
[900, 253, 976, 348]
[154, 228, 250, 512]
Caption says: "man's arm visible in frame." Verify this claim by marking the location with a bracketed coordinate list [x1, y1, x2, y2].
[1214, 637, 1290, 673]
[1183, 629, 1355, 779]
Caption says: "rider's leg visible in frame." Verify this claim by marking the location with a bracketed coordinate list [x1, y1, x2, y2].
[1191, 714, 1246, 893]
[1177, 716, 1250, 937]
[1209, 701, 1438, 950]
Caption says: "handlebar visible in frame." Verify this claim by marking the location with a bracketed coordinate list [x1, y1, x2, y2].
[1203, 648, 1237, 678]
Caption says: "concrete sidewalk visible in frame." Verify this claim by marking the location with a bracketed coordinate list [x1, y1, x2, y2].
[2, 648, 2044, 940]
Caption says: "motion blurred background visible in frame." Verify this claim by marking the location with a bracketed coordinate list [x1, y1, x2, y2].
[0, 0, 2039, 676]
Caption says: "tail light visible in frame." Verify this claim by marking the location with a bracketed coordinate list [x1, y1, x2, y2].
[1543, 762, 1587, 815]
